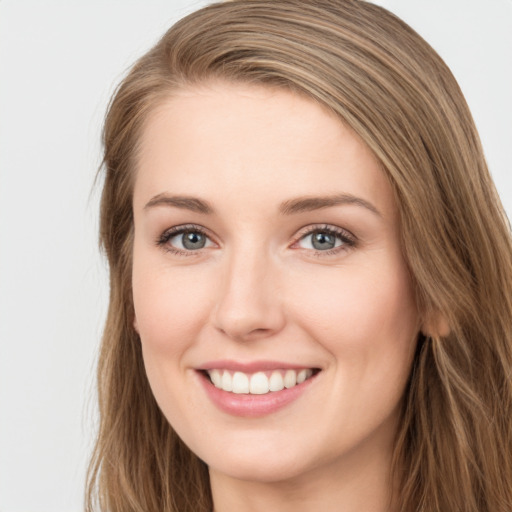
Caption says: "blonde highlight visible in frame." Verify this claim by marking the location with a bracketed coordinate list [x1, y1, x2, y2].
[87, 1, 512, 510]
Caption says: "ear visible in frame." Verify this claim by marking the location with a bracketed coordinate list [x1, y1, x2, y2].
[421, 310, 451, 338]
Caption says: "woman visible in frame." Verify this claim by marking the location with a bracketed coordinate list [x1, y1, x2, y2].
[86, 1, 512, 511]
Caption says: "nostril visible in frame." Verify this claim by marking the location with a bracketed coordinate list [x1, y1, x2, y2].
[217, 327, 284, 343]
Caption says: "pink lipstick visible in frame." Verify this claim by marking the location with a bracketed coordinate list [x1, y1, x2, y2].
[196, 361, 319, 417]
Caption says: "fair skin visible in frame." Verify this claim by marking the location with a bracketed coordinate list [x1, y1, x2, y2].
[131, 82, 421, 512]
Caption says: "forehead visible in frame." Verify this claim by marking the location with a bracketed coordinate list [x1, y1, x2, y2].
[133, 81, 396, 219]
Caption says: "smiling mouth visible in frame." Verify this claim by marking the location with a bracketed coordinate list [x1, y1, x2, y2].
[203, 368, 319, 395]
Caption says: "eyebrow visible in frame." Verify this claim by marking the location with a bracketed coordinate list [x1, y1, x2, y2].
[279, 194, 381, 217]
[144, 192, 381, 217]
[144, 194, 213, 214]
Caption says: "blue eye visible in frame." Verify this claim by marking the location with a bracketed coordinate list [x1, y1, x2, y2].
[157, 225, 214, 253]
[309, 231, 338, 250]
[171, 231, 208, 250]
[296, 226, 355, 252]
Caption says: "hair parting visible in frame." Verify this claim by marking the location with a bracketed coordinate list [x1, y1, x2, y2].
[87, 1, 512, 510]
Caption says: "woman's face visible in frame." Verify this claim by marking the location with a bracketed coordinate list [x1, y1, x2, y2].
[132, 82, 420, 485]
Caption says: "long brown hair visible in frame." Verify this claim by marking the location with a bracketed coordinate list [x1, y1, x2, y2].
[86, 1, 512, 510]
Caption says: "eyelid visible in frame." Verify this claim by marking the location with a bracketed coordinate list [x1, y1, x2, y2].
[290, 224, 357, 253]
[156, 223, 217, 255]
[155, 222, 357, 257]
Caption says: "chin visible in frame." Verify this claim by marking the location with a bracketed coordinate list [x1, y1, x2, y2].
[192, 430, 325, 484]
[208, 453, 311, 484]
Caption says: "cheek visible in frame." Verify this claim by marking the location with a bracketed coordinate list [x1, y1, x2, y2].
[131, 257, 214, 424]
[132, 256, 213, 358]
[289, 258, 419, 435]
[289, 256, 418, 364]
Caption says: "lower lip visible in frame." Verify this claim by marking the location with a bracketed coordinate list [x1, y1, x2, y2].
[197, 371, 318, 417]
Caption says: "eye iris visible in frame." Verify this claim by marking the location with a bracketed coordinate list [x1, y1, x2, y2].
[182, 231, 206, 250]
[312, 231, 336, 250]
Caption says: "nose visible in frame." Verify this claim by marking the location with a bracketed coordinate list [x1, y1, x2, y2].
[212, 248, 286, 342]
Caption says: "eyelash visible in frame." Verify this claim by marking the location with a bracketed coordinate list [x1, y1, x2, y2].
[156, 223, 357, 257]
[156, 224, 212, 257]
[293, 224, 357, 256]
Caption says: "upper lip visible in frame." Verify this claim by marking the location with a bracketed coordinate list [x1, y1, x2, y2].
[197, 360, 320, 373]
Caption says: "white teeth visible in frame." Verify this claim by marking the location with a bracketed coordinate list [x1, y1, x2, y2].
[221, 371, 233, 392]
[207, 368, 315, 394]
[210, 369, 222, 388]
[250, 372, 269, 394]
[232, 371, 249, 394]
[284, 369, 297, 388]
[269, 371, 285, 392]
[297, 369, 307, 384]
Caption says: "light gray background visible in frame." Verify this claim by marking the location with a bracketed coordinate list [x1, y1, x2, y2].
[0, 1, 510, 511]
